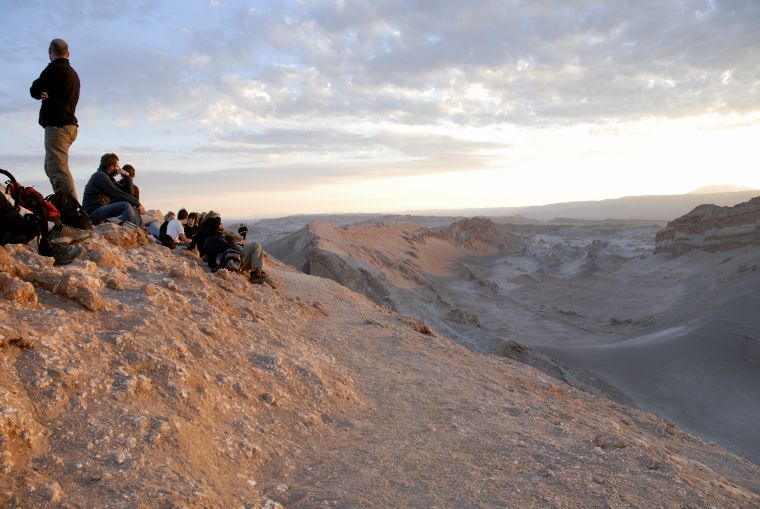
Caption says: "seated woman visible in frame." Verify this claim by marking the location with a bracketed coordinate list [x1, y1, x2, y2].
[117, 164, 140, 201]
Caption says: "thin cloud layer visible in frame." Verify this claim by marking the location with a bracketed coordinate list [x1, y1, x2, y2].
[0, 0, 758, 214]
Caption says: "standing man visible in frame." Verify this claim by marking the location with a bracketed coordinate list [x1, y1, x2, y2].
[30, 38, 90, 244]
[30, 38, 80, 200]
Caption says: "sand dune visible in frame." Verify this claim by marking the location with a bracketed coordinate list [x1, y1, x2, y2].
[540, 292, 760, 464]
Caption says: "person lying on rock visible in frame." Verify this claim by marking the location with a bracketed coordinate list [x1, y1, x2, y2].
[82, 153, 144, 227]
[199, 220, 275, 287]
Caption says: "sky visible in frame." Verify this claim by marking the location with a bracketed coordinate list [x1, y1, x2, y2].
[1, 0, 759, 218]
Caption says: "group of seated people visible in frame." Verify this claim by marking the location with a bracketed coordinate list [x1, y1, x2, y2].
[77, 152, 274, 286]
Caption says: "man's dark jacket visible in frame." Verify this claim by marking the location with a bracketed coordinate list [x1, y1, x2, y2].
[82, 169, 140, 214]
[30, 58, 80, 127]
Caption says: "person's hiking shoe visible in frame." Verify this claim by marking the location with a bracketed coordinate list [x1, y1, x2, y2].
[50, 243, 85, 266]
[249, 267, 277, 288]
[49, 224, 91, 244]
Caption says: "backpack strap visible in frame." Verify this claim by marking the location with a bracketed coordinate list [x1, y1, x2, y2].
[0, 168, 22, 212]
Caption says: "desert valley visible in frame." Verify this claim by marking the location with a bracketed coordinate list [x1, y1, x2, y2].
[1, 190, 759, 507]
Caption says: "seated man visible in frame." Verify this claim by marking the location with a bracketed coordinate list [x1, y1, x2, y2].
[166, 208, 193, 245]
[82, 153, 144, 226]
[184, 212, 199, 239]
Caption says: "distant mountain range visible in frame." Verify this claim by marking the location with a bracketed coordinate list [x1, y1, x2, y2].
[234, 189, 760, 226]
[405, 190, 760, 222]
[688, 185, 755, 194]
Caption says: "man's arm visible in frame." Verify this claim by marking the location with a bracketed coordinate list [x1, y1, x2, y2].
[30, 67, 49, 100]
[92, 172, 140, 207]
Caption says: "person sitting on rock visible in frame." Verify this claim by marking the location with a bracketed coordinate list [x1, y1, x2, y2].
[117, 163, 139, 201]
[184, 211, 199, 239]
[165, 208, 193, 246]
[158, 211, 176, 248]
[189, 212, 222, 256]
[82, 153, 144, 227]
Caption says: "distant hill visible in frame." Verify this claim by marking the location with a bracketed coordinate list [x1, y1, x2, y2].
[407, 190, 760, 222]
[688, 185, 756, 194]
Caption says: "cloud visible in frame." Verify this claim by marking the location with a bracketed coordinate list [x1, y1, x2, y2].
[1, 0, 759, 214]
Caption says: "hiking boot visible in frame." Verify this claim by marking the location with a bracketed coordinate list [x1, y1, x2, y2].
[249, 267, 277, 288]
[49, 224, 91, 244]
[50, 243, 85, 266]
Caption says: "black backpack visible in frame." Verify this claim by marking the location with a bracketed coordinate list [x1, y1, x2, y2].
[216, 247, 243, 272]
[47, 191, 93, 230]
[0, 169, 46, 245]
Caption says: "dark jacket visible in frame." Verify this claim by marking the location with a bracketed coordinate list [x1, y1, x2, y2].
[30, 58, 80, 128]
[190, 216, 222, 257]
[82, 169, 140, 214]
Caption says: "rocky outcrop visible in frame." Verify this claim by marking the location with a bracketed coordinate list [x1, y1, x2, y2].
[0, 226, 357, 508]
[655, 196, 760, 256]
[308, 246, 399, 311]
[439, 217, 524, 253]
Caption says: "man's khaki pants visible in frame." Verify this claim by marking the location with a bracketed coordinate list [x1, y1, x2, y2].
[44, 125, 78, 199]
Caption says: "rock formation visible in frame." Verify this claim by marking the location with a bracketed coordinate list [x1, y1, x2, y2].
[438, 216, 524, 252]
[655, 196, 760, 256]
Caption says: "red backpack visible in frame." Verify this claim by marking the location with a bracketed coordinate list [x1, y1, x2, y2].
[1, 168, 49, 245]
[5, 180, 61, 222]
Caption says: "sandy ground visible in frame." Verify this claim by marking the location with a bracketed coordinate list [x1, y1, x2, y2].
[257, 269, 760, 508]
[2, 223, 760, 507]
[263, 218, 760, 467]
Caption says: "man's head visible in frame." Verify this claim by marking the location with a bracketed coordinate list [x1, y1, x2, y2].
[178, 209, 188, 222]
[98, 153, 120, 175]
[49, 39, 70, 60]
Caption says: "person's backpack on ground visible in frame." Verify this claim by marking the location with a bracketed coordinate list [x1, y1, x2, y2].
[47, 191, 93, 231]
[1, 168, 83, 265]
[216, 246, 243, 272]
